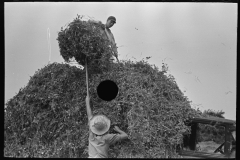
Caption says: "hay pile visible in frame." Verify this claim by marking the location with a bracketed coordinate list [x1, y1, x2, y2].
[57, 15, 112, 73]
[4, 60, 202, 158]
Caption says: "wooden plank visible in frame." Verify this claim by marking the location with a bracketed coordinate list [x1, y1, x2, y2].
[179, 150, 227, 158]
[190, 116, 236, 126]
[188, 123, 198, 150]
[224, 125, 231, 155]
[182, 155, 203, 159]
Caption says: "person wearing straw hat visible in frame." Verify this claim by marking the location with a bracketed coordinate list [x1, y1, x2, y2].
[88, 16, 119, 62]
[85, 95, 128, 158]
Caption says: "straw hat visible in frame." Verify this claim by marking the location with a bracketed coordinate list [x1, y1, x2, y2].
[90, 115, 111, 135]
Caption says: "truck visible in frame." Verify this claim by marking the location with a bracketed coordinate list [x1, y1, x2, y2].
[177, 116, 236, 158]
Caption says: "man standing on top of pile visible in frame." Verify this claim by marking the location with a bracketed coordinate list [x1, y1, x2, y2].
[89, 16, 119, 62]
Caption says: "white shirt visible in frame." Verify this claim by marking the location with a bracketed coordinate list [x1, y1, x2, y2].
[104, 28, 116, 46]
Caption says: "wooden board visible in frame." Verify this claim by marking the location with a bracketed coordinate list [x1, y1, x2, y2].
[191, 116, 236, 126]
[179, 150, 227, 159]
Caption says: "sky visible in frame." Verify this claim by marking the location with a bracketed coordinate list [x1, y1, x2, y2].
[5, 2, 237, 120]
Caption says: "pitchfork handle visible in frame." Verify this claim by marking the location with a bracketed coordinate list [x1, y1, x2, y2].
[85, 57, 89, 97]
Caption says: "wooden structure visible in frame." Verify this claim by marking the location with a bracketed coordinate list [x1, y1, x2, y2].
[178, 116, 236, 158]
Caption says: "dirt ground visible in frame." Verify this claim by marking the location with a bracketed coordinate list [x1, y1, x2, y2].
[182, 141, 223, 158]
[197, 140, 223, 153]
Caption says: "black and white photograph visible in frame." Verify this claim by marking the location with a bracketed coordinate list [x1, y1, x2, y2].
[5, 2, 236, 158]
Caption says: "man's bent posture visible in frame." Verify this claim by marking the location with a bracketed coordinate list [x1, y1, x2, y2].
[89, 16, 119, 62]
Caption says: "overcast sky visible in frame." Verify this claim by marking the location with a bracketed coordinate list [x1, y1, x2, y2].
[5, 2, 237, 120]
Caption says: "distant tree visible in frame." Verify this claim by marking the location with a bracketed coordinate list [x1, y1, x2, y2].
[198, 109, 225, 143]
[203, 109, 225, 118]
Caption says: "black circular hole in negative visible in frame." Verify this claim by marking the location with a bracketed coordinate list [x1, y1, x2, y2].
[97, 80, 119, 101]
